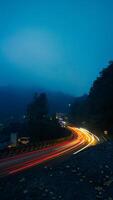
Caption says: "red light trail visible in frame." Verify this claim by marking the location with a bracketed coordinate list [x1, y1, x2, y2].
[0, 126, 99, 176]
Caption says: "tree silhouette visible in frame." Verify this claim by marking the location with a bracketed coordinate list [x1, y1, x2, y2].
[26, 93, 48, 141]
[70, 61, 113, 133]
[27, 92, 48, 122]
[88, 61, 113, 131]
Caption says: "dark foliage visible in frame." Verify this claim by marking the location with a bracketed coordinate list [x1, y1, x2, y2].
[70, 61, 113, 133]
[88, 61, 113, 132]
[0, 87, 74, 122]
[27, 93, 48, 122]
[70, 95, 88, 125]
[26, 93, 69, 142]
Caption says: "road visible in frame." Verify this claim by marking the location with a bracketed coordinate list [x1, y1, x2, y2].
[0, 126, 99, 177]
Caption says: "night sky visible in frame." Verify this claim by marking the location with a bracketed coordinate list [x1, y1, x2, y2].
[0, 0, 113, 96]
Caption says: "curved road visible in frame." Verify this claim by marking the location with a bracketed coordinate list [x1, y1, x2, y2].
[0, 126, 99, 177]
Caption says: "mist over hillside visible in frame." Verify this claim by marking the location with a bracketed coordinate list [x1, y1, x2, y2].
[0, 86, 75, 122]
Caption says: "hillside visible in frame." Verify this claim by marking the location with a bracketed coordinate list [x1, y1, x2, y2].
[0, 87, 74, 122]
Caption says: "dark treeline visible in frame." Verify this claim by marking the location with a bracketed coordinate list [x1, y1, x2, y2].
[13, 93, 69, 142]
[70, 61, 113, 135]
[0, 88, 74, 122]
[26, 93, 70, 142]
[0, 92, 70, 143]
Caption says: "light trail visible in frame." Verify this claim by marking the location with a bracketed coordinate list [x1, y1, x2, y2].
[0, 126, 100, 176]
[73, 128, 97, 155]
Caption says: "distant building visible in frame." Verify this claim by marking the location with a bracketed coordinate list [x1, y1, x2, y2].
[56, 113, 68, 121]
[0, 123, 4, 132]
[56, 113, 65, 119]
[10, 132, 17, 147]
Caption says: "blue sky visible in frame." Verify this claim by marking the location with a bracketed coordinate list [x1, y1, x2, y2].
[0, 0, 113, 96]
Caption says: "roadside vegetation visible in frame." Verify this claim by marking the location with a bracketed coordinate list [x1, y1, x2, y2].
[0, 93, 71, 158]
[70, 61, 113, 136]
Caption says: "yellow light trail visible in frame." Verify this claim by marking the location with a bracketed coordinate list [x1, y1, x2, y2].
[0, 125, 100, 176]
